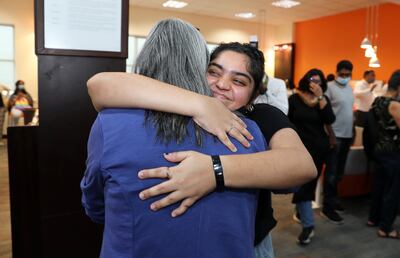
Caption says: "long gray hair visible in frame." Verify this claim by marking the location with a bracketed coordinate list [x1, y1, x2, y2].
[134, 18, 212, 145]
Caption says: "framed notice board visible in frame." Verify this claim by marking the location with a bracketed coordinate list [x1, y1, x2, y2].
[35, 0, 128, 58]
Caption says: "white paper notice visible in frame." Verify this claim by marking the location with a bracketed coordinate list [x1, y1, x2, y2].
[44, 0, 122, 52]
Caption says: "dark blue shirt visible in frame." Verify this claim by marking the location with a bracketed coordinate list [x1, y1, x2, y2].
[81, 109, 267, 258]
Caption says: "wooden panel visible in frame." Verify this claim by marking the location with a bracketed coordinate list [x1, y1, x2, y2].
[7, 126, 41, 258]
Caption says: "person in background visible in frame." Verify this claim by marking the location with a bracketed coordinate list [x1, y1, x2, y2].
[354, 70, 378, 127]
[254, 75, 289, 115]
[327, 74, 335, 82]
[7, 80, 33, 126]
[321, 60, 354, 224]
[289, 69, 335, 245]
[0, 84, 10, 145]
[367, 70, 400, 239]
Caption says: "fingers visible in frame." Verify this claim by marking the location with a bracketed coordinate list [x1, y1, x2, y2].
[233, 115, 253, 140]
[217, 132, 237, 152]
[163, 151, 190, 163]
[309, 83, 317, 93]
[139, 180, 175, 201]
[138, 167, 169, 179]
[235, 123, 253, 141]
[233, 114, 247, 129]
[171, 198, 197, 217]
[228, 127, 250, 148]
[148, 191, 182, 211]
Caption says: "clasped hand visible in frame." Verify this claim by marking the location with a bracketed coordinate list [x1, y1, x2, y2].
[138, 151, 215, 217]
[137, 97, 254, 217]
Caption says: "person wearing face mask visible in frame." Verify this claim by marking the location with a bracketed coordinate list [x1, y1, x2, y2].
[8, 80, 34, 126]
[321, 60, 354, 224]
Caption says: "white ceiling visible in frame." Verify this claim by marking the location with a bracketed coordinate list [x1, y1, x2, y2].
[130, 0, 399, 25]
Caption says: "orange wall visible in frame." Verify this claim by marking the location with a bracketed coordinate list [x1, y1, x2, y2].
[294, 3, 400, 84]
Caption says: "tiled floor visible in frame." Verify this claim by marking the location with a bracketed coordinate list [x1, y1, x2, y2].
[0, 140, 399, 258]
[271, 194, 400, 258]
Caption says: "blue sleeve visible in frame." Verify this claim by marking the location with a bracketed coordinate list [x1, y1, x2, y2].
[80, 116, 105, 224]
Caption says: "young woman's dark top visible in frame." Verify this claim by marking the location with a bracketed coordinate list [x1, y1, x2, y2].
[241, 103, 296, 245]
[288, 94, 335, 154]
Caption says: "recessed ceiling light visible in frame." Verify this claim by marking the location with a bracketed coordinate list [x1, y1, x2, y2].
[235, 12, 256, 19]
[162, 0, 188, 9]
[272, 0, 300, 9]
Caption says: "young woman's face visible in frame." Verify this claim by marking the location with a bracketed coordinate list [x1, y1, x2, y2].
[206, 50, 255, 111]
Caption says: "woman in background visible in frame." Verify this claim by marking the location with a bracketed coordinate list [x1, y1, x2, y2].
[368, 70, 400, 239]
[288, 69, 335, 245]
[8, 80, 33, 126]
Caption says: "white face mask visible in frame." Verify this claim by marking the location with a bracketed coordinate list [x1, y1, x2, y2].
[17, 84, 25, 90]
[336, 77, 350, 86]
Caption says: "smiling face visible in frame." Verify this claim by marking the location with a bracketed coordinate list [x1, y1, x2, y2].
[206, 50, 255, 111]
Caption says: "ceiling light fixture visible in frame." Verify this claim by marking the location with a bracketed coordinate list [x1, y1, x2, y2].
[365, 45, 376, 58]
[369, 56, 381, 68]
[360, 6, 372, 49]
[362, 4, 382, 67]
[162, 0, 188, 9]
[235, 12, 256, 19]
[271, 0, 301, 9]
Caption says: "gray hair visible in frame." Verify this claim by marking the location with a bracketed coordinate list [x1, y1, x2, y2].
[134, 18, 212, 145]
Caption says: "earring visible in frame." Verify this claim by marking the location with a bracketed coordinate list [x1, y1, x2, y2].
[246, 104, 254, 112]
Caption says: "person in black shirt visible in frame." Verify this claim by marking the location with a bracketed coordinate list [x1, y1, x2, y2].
[368, 70, 400, 239]
[288, 69, 335, 245]
[242, 103, 296, 254]
[87, 42, 316, 258]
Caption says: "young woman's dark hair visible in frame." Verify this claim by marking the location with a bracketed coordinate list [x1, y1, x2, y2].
[210, 42, 265, 103]
[387, 69, 400, 92]
[298, 68, 328, 93]
[336, 60, 353, 72]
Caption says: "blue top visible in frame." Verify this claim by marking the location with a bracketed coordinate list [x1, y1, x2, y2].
[81, 109, 267, 258]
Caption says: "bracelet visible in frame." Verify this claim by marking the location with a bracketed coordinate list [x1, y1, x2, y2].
[317, 95, 324, 102]
[211, 155, 225, 192]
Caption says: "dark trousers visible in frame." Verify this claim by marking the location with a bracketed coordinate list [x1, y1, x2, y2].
[323, 137, 353, 211]
[368, 153, 400, 233]
[354, 110, 368, 128]
[292, 149, 326, 203]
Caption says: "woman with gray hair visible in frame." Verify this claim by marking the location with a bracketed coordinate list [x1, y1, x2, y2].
[88, 43, 316, 258]
[81, 18, 267, 258]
